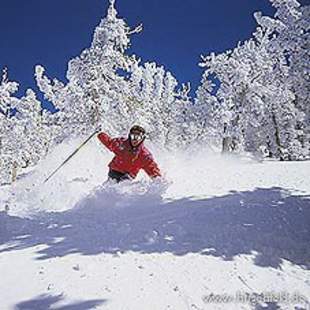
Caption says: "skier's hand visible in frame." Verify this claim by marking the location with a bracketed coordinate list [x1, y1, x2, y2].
[95, 124, 102, 133]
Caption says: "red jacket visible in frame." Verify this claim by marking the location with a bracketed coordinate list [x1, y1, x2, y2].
[97, 132, 161, 179]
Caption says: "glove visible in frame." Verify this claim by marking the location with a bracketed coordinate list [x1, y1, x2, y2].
[95, 124, 102, 133]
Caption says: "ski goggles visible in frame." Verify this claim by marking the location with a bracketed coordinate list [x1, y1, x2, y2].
[130, 132, 145, 141]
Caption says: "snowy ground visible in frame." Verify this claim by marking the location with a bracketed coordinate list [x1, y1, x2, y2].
[0, 137, 310, 310]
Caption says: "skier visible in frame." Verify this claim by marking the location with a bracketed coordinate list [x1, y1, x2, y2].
[97, 125, 162, 183]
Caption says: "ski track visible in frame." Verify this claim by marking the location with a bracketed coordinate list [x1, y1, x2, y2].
[0, 138, 310, 310]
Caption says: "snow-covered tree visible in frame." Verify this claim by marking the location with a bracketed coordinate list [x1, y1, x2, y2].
[196, 0, 309, 160]
[35, 0, 193, 150]
[35, 0, 142, 139]
[0, 68, 21, 183]
[16, 89, 52, 165]
[266, 0, 310, 158]
[127, 61, 195, 149]
[194, 74, 222, 147]
[0, 69, 51, 184]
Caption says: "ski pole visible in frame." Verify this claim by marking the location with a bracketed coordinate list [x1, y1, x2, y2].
[43, 130, 98, 184]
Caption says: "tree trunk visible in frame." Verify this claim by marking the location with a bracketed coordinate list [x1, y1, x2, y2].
[271, 112, 284, 160]
[222, 123, 231, 153]
[222, 137, 231, 153]
[11, 161, 18, 183]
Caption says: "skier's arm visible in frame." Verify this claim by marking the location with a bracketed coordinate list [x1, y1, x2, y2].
[142, 153, 162, 179]
[97, 132, 120, 154]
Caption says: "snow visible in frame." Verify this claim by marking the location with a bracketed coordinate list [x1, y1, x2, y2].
[0, 137, 310, 310]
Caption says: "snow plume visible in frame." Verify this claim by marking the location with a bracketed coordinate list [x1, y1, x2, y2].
[3, 136, 168, 217]
[2, 135, 310, 219]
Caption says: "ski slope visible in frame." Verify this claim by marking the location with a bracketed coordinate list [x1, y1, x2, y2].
[0, 136, 310, 310]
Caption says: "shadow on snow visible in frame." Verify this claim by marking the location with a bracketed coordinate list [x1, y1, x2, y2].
[14, 294, 106, 310]
[1, 186, 309, 269]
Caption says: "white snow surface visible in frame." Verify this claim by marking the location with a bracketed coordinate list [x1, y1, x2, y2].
[0, 137, 310, 310]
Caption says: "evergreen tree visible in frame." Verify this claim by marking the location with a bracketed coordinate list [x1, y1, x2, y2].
[0, 68, 21, 183]
[35, 0, 141, 138]
[35, 0, 192, 149]
[128, 61, 194, 149]
[196, 0, 309, 160]
[0, 68, 52, 184]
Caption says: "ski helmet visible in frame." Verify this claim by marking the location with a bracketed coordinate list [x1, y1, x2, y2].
[129, 125, 146, 135]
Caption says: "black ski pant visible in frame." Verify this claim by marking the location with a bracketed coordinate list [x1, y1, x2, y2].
[108, 169, 132, 183]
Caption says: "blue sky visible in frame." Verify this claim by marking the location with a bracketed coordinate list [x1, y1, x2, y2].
[0, 0, 309, 107]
